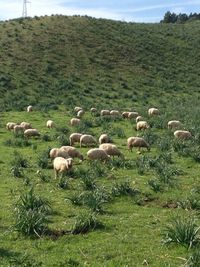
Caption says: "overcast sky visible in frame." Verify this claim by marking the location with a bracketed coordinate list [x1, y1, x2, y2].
[1, 0, 200, 22]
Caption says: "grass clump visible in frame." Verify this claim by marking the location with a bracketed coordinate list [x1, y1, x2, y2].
[185, 249, 200, 267]
[163, 216, 200, 249]
[111, 180, 140, 197]
[13, 188, 52, 237]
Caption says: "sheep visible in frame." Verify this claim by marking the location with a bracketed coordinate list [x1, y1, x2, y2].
[136, 121, 150, 131]
[136, 116, 143, 123]
[69, 133, 82, 146]
[27, 105, 33, 112]
[174, 130, 192, 139]
[47, 120, 55, 128]
[6, 122, 17, 131]
[70, 118, 80, 126]
[53, 157, 73, 178]
[148, 108, 159, 116]
[128, 112, 139, 119]
[90, 107, 97, 113]
[20, 122, 32, 130]
[99, 134, 110, 144]
[80, 134, 97, 147]
[87, 148, 110, 162]
[110, 110, 120, 116]
[24, 129, 40, 138]
[77, 110, 84, 118]
[13, 125, 24, 133]
[127, 137, 150, 152]
[74, 107, 82, 112]
[101, 110, 110, 116]
[99, 143, 123, 158]
[49, 148, 70, 159]
[168, 120, 181, 129]
[60, 146, 84, 161]
[122, 112, 129, 118]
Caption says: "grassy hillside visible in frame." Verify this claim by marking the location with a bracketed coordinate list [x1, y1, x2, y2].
[0, 15, 200, 111]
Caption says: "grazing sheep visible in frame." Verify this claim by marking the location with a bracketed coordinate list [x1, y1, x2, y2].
[69, 133, 82, 146]
[136, 121, 150, 131]
[101, 110, 110, 116]
[168, 120, 181, 129]
[174, 130, 192, 139]
[99, 134, 110, 144]
[90, 107, 97, 113]
[128, 112, 139, 119]
[53, 157, 73, 178]
[27, 105, 33, 112]
[47, 120, 55, 128]
[13, 125, 24, 133]
[148, 108, 159, 116]
[6, 122, 17, 131]
[49, 148, 70, 159]
[87, 148, 110, 162]
[127, 137, 150, 152]
[110, 110, 120, 116]
[99, 143, 123, 158]
[74, 107, 82, 112]
[70, 118, 80, 126]
[20, 122, 32, 130]
[24, 129, 40, 138]
[136, 116, 143, 123]
[122, 112, 129, 118]
[77, 110, 84, 118]
[80, 134, 97, 147]
[60, 146, 84, 161]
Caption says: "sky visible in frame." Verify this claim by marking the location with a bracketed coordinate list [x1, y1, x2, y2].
[0, 0, 200, 22]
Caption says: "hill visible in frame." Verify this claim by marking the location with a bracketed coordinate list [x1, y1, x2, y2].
[0, 15, 200, 111]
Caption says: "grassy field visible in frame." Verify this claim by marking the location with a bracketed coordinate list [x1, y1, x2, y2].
[1, 15, 200, 267]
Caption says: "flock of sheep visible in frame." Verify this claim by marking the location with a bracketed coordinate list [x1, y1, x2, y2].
[6, 105, 192, 178]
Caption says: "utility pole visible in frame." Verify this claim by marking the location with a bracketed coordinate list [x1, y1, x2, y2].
[22, 0, 30, 18]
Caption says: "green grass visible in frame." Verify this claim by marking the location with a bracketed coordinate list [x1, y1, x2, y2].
[0, 15, 200, 266]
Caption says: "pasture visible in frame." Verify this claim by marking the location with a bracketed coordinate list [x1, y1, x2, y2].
[0, 99, 200, 267]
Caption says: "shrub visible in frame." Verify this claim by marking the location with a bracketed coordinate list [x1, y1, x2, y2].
[163, 216, 200, 249]
[13, 188, 51, 237]
[148, 179, 164, 193]
[111, 180, 140, 197]
[71, 211, 101, 234]
[10, 151, 29, 168]
[37, 149, 50, 169]
[81, 176, 96, 190]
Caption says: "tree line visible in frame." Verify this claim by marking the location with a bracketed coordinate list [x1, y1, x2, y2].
[161, 11, 200, 23]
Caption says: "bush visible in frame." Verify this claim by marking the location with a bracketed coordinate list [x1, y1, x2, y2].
[111, 180, 140, 197]
[37, 149, 50, 169]
[13, 188, 51, 237]
[148, 179, 164, 193]
[163, 216, 200, 249]
[10, 151, 29, 168]
[71, 211, 101, 234]
[81, 176, 96, 190]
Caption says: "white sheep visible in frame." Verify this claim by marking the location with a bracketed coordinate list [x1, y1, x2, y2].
[148, 108, 159, 116]
[128, 112, 139, 119]
[20, 122, 32, 130]
[49, 148, 70, 159]
[77, 110, 84, 118]
[99, 134, 110, 144]
[24, 129, 40, 138]
[90, 107, 97, 113]
[136, 121, 150, 131]
[27, 105, 33, 112]
[60, 146, 84, 161]
[80, 134, 97, 147]
[127, 137, 150, 152]
[70, 118, 80, 126]
[101, 110, 110, 116]
[74, 107, 82, 112]
[13, 125, 24, 133]
[6, 122, 17, 131]
[174, 130, 192, 139]
[99, 143, 123, 158]
[53, 157, 73, 178]
[110, 110, 120, 116]
[47, 120, 55, 128]
[136, 116, 143, 123]
[168, 120, 181, 129]
[122, 112, 129, 118]
[87, 148, 110, 162]
[69, 133, 82, 146]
